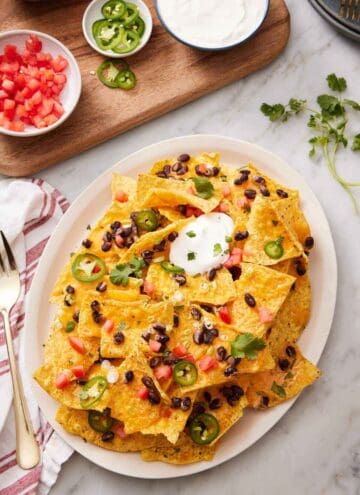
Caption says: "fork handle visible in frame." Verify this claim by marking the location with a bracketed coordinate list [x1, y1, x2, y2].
[1, 309, 40, 470]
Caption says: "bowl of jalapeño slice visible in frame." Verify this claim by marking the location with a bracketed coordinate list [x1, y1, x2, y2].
[82, 0, 153, 58]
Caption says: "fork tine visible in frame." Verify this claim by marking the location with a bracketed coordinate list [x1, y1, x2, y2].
[0, 233, 8, 276]
[0, 248, 4, 276]
[0, 231, 17, 272]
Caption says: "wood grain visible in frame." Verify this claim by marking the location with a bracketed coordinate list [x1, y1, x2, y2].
[0, 0, 290, 177]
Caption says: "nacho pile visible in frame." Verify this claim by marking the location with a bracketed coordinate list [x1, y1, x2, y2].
[34, 152, 319, 465]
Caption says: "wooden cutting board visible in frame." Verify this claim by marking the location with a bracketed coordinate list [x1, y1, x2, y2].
[0, 0, 290, 177]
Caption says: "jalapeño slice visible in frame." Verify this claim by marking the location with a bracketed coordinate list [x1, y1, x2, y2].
[80, 376, 108, 409]
[173, 361, 198, 387]
[122, 2, 139, 26]
[160, 261, 184, 274]
[128, 16, 145, 37]
[88, 408, 114, 432]
[71, 254, 106, 283]
[115, 69, 137, 89]
[93, 20, 123, 51]
[101, 0, 126, 20]
[112, 30, 140, 54]
[264, 236, 284, 260]
[189, 413, 219, 445]
[97, 60, 120, 88]
[134, 210, 158, 231]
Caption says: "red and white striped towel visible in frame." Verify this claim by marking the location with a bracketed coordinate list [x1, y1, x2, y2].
[0, 179, 73, 495]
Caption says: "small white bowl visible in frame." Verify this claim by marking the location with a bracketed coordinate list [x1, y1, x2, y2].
[82, 0, 153, 58]
[0, 30, 82, 138]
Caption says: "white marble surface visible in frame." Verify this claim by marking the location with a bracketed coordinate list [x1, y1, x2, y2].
[9, 0, 360, 493]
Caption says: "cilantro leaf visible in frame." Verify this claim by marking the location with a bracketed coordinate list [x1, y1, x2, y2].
[344, 99, 360, 111]
[187, 251, 196, 261]
[327, 73, 347, 93]
[260, 102, 286, 122]
[289, 98, 307, 114]
[317, 94, 344, 118]
[213, 243, 222, 257]
[231, 333, 266, 360]
[352, 134, 360, 152]
[191, 177, 215, 200]
[271, 381, 286, 398]
[109, 256, 145, 286]
[186, 231, 196, 238]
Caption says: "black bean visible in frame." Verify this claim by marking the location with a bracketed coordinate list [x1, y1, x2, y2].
[278, 358, 290, 371]
[124, 237, 134, 248]
[234, 174, 248, 186]
[92, 312, 105, 324]
[178, 153, 190, 162]
[241, 170, 251, 176]
[200, 304, 214, 313]
[229, 266, 242, 281]
[149, 356, 162, 369]
[168, 231, 178, 242]
[207, 268, 217, 282]
[114, 331, 125, 344]
[178, 205, 187, 215]
[224, 366, 236, 377]
[141, 331, 151, 342]
[181, 397, 192, 411]
[141, 250, 154, 262]
[261, 395, 270, 407]
[171, 397, 182, 408]
[244, 189, 256, 200]
[226, 395, 238, 407]
[101, 241, 112, 252]
[153, 239, 166, 252]
[253, 175, 266, 185]
[226, 356, 238, 368]
[124, 370, 134, 383]
[110, 221, 121, 231]
[156, 172, 168, 179]
[101, 431, 114, 442]
[203, 327, 219, 344]
[221, 386, 232, 398]
[155, 334, 170, 344]
[82, 239, 92, 248]
[244, 293, 256, 307]
[172, 162, 182, 173]
[204, 391, 212, 403]
[202, 320, 214, 331]
[234, 231, 249, 241]
[212, 167, 220, 177]
[142, 376, 155, 389]
[91, 300, 100, 312]
[304, 236, 314, 249]
[175, 164, 188, 176]
[163, 165, 171, 176]
[286, 346, 296, 358]
[152, 323, 166, 334]
[66, 285, 75, 294]
[276, 189, 288, 198]
[260, 185, 270, 197]
[76, 378, 87, 386]
[163, 353, 180, 366]
[231, 385, 244, 399]
[192, 402, 206, 415]
[173, 314, 180, 328]
[191, 307, 202, 321]
[121, 227, 133, 238]
[103, 231, 112, 242]
[295, 261, 306, 276]
[96, 281, 107, 293]
[148, 389, 161, 405]
[73, 311, 80, 323]
[173, 273, 186, 286]
[209, 398, 221, 410]
[193, 329, 204, 345]
[195, 164, 206, 176]
[216, 346, 227, 362]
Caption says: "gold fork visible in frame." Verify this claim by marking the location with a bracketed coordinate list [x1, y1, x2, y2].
[340, 0, 360, 22]
[0, 231, 40, 469]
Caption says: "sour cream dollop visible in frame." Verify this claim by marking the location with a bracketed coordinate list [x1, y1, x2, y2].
[169, 213, 234, 276]
[157, 0, 268, 49]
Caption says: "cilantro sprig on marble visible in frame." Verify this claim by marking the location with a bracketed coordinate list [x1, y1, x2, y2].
[231, 333, 266, 360]
[109, 256, 146, 287]
[261, 74, 360, 213]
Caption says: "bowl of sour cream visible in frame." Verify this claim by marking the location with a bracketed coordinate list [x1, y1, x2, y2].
[155, 0, 270, 51]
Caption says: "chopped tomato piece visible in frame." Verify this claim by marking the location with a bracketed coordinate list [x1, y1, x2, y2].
[185, 206, 195, 217]
[193, 208, 203, 217]
[115, 234, 124, 247]
[37, 98, 54, 117]
[53, 73, 67, 85]
[219, 305, 231, 324]
[114, 422, 127, 439]
[44, 113, 58, 126]
[2, 79, 15, 93]
[9, 121, 25, 132]
[4, 44, 18, 60]
[198, 163, 207, 174]
[143, 280, 155, 297]
[92, 264, 101, 273]
[32, 115, 46, 128]
[199, 356, 218, 372]
[154, 365, 172, 380]
[103, 319, 114, 333]
[237, 197, 252, 210]
[149, 339, 162, 352]
[173, 343, 188, 357]
[115, 190, 128, 202]
[0, 90, 9, 99]
[218, 202, 229, 213]
[184, 353, 196, 364]
[55, 371, 71, 389]
[71, 365, 85, 378]
[68, 336, 86, 355]
[222, 184, 231, 197]
[51, 55, 68, 72]
[137, 387, 149, 400]
[258, 307, 273, 324]
[26, 34, 42, 53]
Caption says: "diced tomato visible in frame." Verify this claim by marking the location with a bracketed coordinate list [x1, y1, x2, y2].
[68, 336, 86, 354]
[218, 202, 229, 213]
[16, 104, 26, 118]
[28, 78, 40, 94]
[2, 79, 15, 93]
[115, 190, 128, 202]
[199, 356, 218, 372]
[149, 339, 162, 352]
[37, 98, 54, 117]
[185, 206, 195, 217]
[20, 87, 32, 99]
[198, 163, 207, 174]
[26, 34, 42, 53]
[193, 208, 203, 217]
[44, 113, 58, 126]
[14, 73, 26, 89]
[137, 387, 149, 400]
[103, 319, 114, 333]
[51, 55, 68, 72]
[143, 280, 155, 297]
[237, 197, 252, 210]
[54, 73, 67, 85]
[32, 115, 46, 128]
[219, 305, 231, 324]
[4, 44, 18, 61]
[14, 91, 25, 104]
[184, 353, 196, 363]
[173, 343, 188, 357]
[154, 365, 172, 380]
[55, 371, 71, 389]
[4, 99, 15, 120]
[222, 184, 231, 197]
[0, 90, 8, 99]
[71, 365, 85, 378]
[114, 422, 127, 439]
[9, 121, 25, 132]
[92, 264, 101, 273]
[258, 307, 273, 324]
[115, 234, 124, 247]
[224, 247, 243, 268]
[0, 61, 19, 74]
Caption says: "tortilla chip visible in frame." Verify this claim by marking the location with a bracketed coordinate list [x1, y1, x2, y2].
[137, 174, 221, 213]
[141, 432, 216, 464]
[111, 173, 137, 202]
[272, 195, 311, 247]
[56, 405, 159, 452]
[229, 263, 295, 337]
[243, 196, 303, 265]
[246, 344, 320, 408]
[146, 264, 236, 306]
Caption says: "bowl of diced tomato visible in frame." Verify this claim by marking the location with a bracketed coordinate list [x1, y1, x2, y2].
[0, 30, 81, 136]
